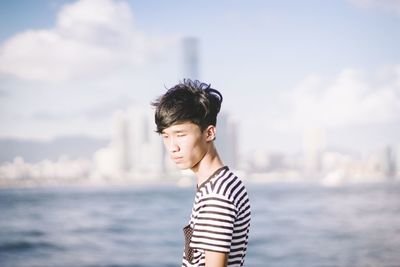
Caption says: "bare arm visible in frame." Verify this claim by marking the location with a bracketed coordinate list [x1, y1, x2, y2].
[205, 250, 228, 267]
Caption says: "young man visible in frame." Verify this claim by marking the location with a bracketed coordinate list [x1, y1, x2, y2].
[152, 79, 251, 267]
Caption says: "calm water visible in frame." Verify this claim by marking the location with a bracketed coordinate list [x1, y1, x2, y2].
[1, 182, 400, 267]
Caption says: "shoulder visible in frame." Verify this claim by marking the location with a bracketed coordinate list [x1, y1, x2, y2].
[210, 168, 249, 205]
[196, 167, 249, 205]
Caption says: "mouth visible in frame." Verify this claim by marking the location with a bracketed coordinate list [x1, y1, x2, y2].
[172, 156, 183, 163]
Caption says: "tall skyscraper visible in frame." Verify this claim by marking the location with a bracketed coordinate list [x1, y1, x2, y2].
[127, 106, 163, 176]
[381, 145, 396, 180]
[215, 113, 239, 170]
[302, 128, 326, 179]
[112, 110, 131, 173]
[182, 37, 199, 80]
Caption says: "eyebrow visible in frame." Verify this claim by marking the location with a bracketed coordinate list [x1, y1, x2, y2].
[162, 129, 188, 134]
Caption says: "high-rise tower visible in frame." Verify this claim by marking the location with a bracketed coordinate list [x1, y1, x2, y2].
[182, 37, 199, 80]
[215, 113, 239, 170]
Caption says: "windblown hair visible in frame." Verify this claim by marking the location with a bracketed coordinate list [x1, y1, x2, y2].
[152, 79, 223, 133]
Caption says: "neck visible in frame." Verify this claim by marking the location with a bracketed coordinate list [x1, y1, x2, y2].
[191, 145, 224, 187]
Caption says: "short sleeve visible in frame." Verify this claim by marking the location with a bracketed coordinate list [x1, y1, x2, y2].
[190, 193, 237, 253]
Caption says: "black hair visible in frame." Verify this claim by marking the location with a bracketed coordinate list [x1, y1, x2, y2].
[152, 79, 223, 133]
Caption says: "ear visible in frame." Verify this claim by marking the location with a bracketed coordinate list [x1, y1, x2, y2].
[204, 125, 217, 142]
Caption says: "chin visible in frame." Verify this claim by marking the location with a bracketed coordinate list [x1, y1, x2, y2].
[174, 161, 194, 170]
[175, 163, 190, 170]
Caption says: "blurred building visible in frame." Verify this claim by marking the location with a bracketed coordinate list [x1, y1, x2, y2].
[182, 37, 200, 80]
[113, 110, 131, 173]
[380, 145, 397, 181]
[396, 145, 400, 179]
[215, 113, 239, 170]
[126, 106, 164, 177]
[93, 106, 164, 182]
[302, 128, 326, 179]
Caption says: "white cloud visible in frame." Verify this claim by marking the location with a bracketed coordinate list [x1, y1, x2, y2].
[348, 0, 400, 15]
[276, 65, 400, 130]
[0, 0, 173, 82]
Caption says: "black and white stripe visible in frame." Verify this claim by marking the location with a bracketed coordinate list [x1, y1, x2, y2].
[182, 166, 251, 267]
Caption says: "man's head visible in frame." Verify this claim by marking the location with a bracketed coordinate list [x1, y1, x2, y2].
[152, 79, 223, 170]
[152, 79, 223, 134]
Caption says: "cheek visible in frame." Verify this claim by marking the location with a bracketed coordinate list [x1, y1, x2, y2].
[178, 139, 190, 152]
[188, 138, 207, 157]
[179, 138, 195, 153]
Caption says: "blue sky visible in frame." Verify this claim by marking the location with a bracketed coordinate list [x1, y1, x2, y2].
[0, 0, 399, 155]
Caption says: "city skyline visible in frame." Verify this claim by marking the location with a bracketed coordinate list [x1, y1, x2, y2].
[0, 103, 398, 187]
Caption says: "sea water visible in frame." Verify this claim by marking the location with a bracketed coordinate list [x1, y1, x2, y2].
[1, 182, 399, 267]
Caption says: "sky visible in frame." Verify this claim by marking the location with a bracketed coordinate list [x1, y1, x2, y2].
[0, 0, 399, 156]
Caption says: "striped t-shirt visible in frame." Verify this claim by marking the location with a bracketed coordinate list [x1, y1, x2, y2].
[182, 166, 251, 267]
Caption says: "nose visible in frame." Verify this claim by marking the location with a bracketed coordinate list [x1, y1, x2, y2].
[166, 137, 179, 153]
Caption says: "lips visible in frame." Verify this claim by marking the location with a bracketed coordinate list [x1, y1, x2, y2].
[172, 156, 183, 163]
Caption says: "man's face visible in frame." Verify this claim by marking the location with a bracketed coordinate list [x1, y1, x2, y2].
[161, 122, 209, 170]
